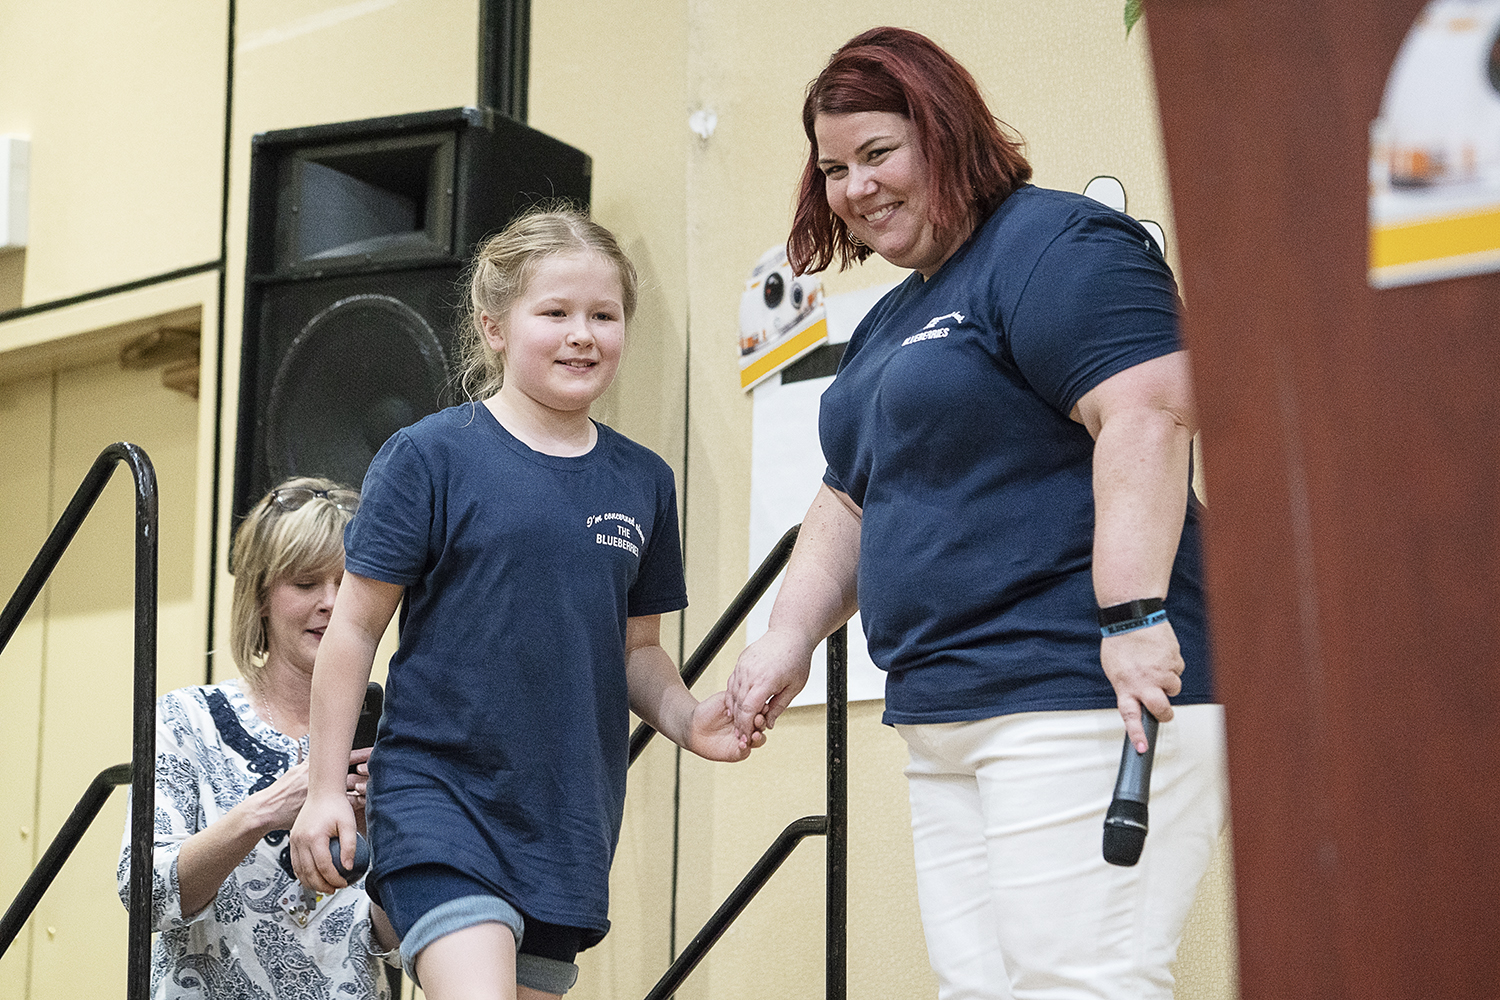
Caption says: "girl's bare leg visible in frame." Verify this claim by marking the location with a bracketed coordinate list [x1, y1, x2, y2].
[416, 923, 563, 1000]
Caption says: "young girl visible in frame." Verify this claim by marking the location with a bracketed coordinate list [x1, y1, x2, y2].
[289, 209, 759, 1000]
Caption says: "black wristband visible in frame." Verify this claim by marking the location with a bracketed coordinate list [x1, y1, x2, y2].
[1097, 597, 1166, 628]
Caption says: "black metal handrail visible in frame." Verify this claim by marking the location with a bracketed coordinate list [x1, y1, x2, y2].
[644, 815, 828, 1000]
[0, 443, 157, 1000]
[630, 524, 847, 1000]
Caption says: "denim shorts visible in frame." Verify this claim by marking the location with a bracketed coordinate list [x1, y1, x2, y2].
[377, 864, 586, 995]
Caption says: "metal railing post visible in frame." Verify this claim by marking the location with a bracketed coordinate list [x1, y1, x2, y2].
[630, 529, 850, 1000]
[0, 442, 156, 1000]
[826, 624, 847, 1000]
[125, 446, 158, 1000]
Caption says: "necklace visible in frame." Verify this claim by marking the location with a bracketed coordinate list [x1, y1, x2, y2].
[249, 684, 307, 749]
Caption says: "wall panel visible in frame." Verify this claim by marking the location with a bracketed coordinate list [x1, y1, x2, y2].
[0, 0, 227, 305]
[0, 376, 55, 999]
[24, 356, 200, 998]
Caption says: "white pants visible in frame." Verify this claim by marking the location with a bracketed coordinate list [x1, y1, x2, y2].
[898, 705, 1227, 1000]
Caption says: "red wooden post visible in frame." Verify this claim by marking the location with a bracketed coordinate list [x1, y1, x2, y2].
[1147, 2, 1500, 997]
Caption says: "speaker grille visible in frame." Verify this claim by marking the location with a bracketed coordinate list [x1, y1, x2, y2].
[264, 293, 449, 490]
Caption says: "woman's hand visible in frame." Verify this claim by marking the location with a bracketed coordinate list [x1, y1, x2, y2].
[290, 788, 360, 894]
[726, 628, 815, 741]
[1101, 621, 1185, 752]
[175, 758, 313, 917]
[252, 747, 367, 833]
[251, 759, 312, 832]
[727, 484, 861, 742]
[347, 747, 372, 835]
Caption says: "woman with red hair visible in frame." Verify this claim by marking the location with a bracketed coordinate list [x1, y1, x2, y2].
[729, 27, 1226, 1000]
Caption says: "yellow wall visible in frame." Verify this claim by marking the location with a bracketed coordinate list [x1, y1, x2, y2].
[0, 1, 1236, 998]
[0, 2, 226, 303]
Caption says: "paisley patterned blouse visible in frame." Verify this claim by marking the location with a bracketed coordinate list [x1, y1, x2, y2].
[117, 681, 394, 1000]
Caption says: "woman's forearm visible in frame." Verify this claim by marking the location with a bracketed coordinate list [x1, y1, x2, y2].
[726, 483, 862, 735]
[764, 482, 862, 647]
[1075, 351, 1198, 750]
[174, 780, 296, 917]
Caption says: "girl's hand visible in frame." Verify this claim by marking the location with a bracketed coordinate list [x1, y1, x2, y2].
[290, 790, 360, 894]
[686, 690, 767, 762]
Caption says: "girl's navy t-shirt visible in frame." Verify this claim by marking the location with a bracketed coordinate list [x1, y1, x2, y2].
[344, 404, 687, 943]
[819, 185, 1212, 725]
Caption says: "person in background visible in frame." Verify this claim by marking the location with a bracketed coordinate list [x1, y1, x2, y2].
[728, 26, 1227, 1000]
[119, 476, 399, 999]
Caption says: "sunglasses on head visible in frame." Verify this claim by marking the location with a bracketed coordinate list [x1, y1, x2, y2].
[270, 487, 360, 513]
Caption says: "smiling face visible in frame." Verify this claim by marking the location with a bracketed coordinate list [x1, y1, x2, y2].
[483, 251, 627, 419]
[261, 565, 341, 678]
[815, 110, 969, 279]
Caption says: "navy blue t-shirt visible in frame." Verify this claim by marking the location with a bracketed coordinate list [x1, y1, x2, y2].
[819, 185, 1211, 725]
[344, 404, 687, 943]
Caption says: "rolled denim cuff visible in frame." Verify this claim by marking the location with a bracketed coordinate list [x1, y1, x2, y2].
[400, 894, 524, 985]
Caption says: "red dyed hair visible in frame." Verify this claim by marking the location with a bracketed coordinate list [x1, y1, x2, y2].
[788, 27, 1032, 275]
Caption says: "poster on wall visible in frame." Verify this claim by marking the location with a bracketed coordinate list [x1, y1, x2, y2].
[738, 246, 828, 391]
[1368, 0, 1500, 288]
[747, 281, 896, 707]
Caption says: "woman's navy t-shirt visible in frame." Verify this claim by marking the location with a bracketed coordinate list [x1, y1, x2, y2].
[344, 404, 687, 944]
[819, 185, 1212, 726]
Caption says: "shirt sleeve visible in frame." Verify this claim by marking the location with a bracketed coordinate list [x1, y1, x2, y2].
[117, 691, 203, 932]
[1006, 211, 1183, 416]
[344, 428, 439, 586]
[627, 460, 689, 617]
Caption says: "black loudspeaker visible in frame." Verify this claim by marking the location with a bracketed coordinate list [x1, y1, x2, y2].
[232, 107, 591, 520]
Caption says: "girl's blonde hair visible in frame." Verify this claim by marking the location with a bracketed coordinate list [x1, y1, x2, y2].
[228, 476, 357, 684]
[454, 206, 639, 401]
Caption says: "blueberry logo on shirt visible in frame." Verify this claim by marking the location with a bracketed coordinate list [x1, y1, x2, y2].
[587, 512, 644, 557]
[902, 310, 965, 347]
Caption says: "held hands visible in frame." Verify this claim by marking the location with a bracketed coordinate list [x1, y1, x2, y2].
[725, 629, 815, 744]
[1101, 620, 1184, 752]
[687, 690, 767, 761]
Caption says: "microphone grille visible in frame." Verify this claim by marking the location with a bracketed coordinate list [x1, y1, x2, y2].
[1102, 799, 1149, 867]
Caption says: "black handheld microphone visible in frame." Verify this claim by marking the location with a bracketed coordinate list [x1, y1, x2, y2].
[330, 833, 370, 881]
[1102, 711, 1159, 867]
